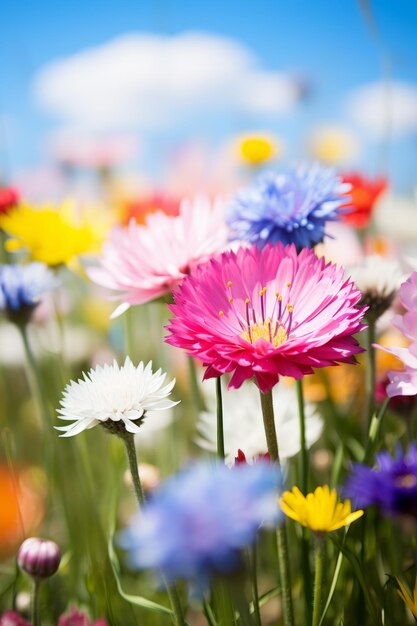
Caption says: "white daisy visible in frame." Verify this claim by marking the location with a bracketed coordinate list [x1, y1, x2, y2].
[57, 357, 179, 437]
[196, 379, 323, 464]
[348, 255, 404, 321]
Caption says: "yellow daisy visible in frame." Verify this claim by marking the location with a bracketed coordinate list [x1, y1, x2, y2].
[237, 133, 281, 166]
[397, 575, 417, 619]
[0, 201, 110, 267]
[280, 485, 363, 534]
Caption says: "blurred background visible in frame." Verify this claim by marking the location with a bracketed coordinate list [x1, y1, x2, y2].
[1, 0, 417, 204]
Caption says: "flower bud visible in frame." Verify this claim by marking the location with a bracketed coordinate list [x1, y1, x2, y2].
[17, 537, 61, 579]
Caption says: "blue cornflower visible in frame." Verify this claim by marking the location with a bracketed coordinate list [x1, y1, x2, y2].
[344, 444, 417, 519]
[0, 262, 56, 322]
[227, 163, 350, 250]
[120, 461, 281, 592]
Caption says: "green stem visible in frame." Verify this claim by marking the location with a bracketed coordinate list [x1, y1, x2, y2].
[216, 377, 225, 461]
[259, 389, 280, 463]
[296, 379, 308, 492]
[122, 434, 186, 626]
[187, 356, 206, 412]
[258, 389, 294, 626]
[164, 581, 186, 626]
[365, 320, 376, 429]
[312, 537, 325, 626]
[122, 433, 145, 507]
[364, 396, 390, 463]
[229, 579, 253, 626]
[123, 307, 135, 359]
[31, 579, 41, 626]
[249, 545, 261, 626]
[18, 324, 51, 426]
[203, 600, 218, 626]
[296, 379, 313, 624]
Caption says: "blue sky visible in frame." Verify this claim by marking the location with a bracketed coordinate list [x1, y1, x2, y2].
[1, 0, 417, 191]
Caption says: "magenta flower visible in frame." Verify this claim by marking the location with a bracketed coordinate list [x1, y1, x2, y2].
[0, 611, 31, 626]
[375, 272, 417, 397]
[58, 606, 107, 626]
[165, 244, 366, 392]
[87, 196, 228, 317]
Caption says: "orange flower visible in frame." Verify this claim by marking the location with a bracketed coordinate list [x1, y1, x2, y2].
[119, 192, 180, 226]
[341, 173, 387, 229]
[0, 464, 44, 558]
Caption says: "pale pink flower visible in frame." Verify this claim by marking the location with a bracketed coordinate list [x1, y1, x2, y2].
[87, 195, 228, 317]
[375, 272, 417, 397]
[165, 243, 366, 392]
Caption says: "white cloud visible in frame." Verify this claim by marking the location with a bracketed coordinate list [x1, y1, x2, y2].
[347, 80, 417, 138]
[32, 32, 301, 131]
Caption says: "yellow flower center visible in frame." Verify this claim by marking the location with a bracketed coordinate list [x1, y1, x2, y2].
[240, 320, 287, 347]
[218, 280, 295, 347]
[395, 474, 417, 488]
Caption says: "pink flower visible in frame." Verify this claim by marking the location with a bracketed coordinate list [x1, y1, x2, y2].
[87, 196, 228, 317]
[165, 244, 366, 392]
[375, 272, 417, 397]
[58, 607, 107, 626]
[0, 611, 31, 626]
[0, 187, 19, 215]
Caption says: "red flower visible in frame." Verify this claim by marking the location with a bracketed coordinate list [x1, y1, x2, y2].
[234, 449, 270, 465]
[0, 187, 19, 215]
[340, 173, 387, 228]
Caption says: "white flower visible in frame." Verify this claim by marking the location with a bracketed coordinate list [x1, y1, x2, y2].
[57, 357, 179, 437]
[348, 255, 404, 300]
[196, 379, 323, 464]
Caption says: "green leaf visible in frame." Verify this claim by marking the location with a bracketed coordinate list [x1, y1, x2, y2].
[107, 534, 174, 616]
[329, 536, 383, 626]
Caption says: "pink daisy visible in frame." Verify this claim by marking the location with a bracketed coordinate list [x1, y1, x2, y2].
[165, 243, 366, 392]
[87, 195, 228, 317]
[375, 272, 417, 397]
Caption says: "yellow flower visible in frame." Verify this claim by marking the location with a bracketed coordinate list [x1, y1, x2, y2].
[280, 485, 363, 534]
[397, 576, 417, 619]
[309, 126, 358, 165]
[0, 201, 110, 267]
[237, 133, 281, 166]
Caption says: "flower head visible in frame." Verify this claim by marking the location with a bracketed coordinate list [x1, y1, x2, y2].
[340, 173, 387, 229]
[0, 263, 56, 324]
[58, 606, 107, 626]
[227, 163, 349, 250]
[375, 272, 417, 396]
[0, 186, 19, 215]
[88, 195, 228, 317]
[17, 537, 61, 579]
[119, 192, 180, 226]
[0, 202, 106, 266]
[197, 380, 322, 463]
[57, 357, 178, 437]
[348, 255, 403, 322]
[120, 461, 280, 590]
[280, 485, 363, 534]
[0, 464, 44, 558]
[166, 243, 366, 393]
[0, 611, 31, 626]
[236, 133, 279, 166]
[344, 444, 417, 519]
[397, 575, 417, 619]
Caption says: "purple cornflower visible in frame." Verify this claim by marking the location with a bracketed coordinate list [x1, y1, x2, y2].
[344, 444, 417, 518]
[120, 461, 281, 592]
[227, 163, 350, 250]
